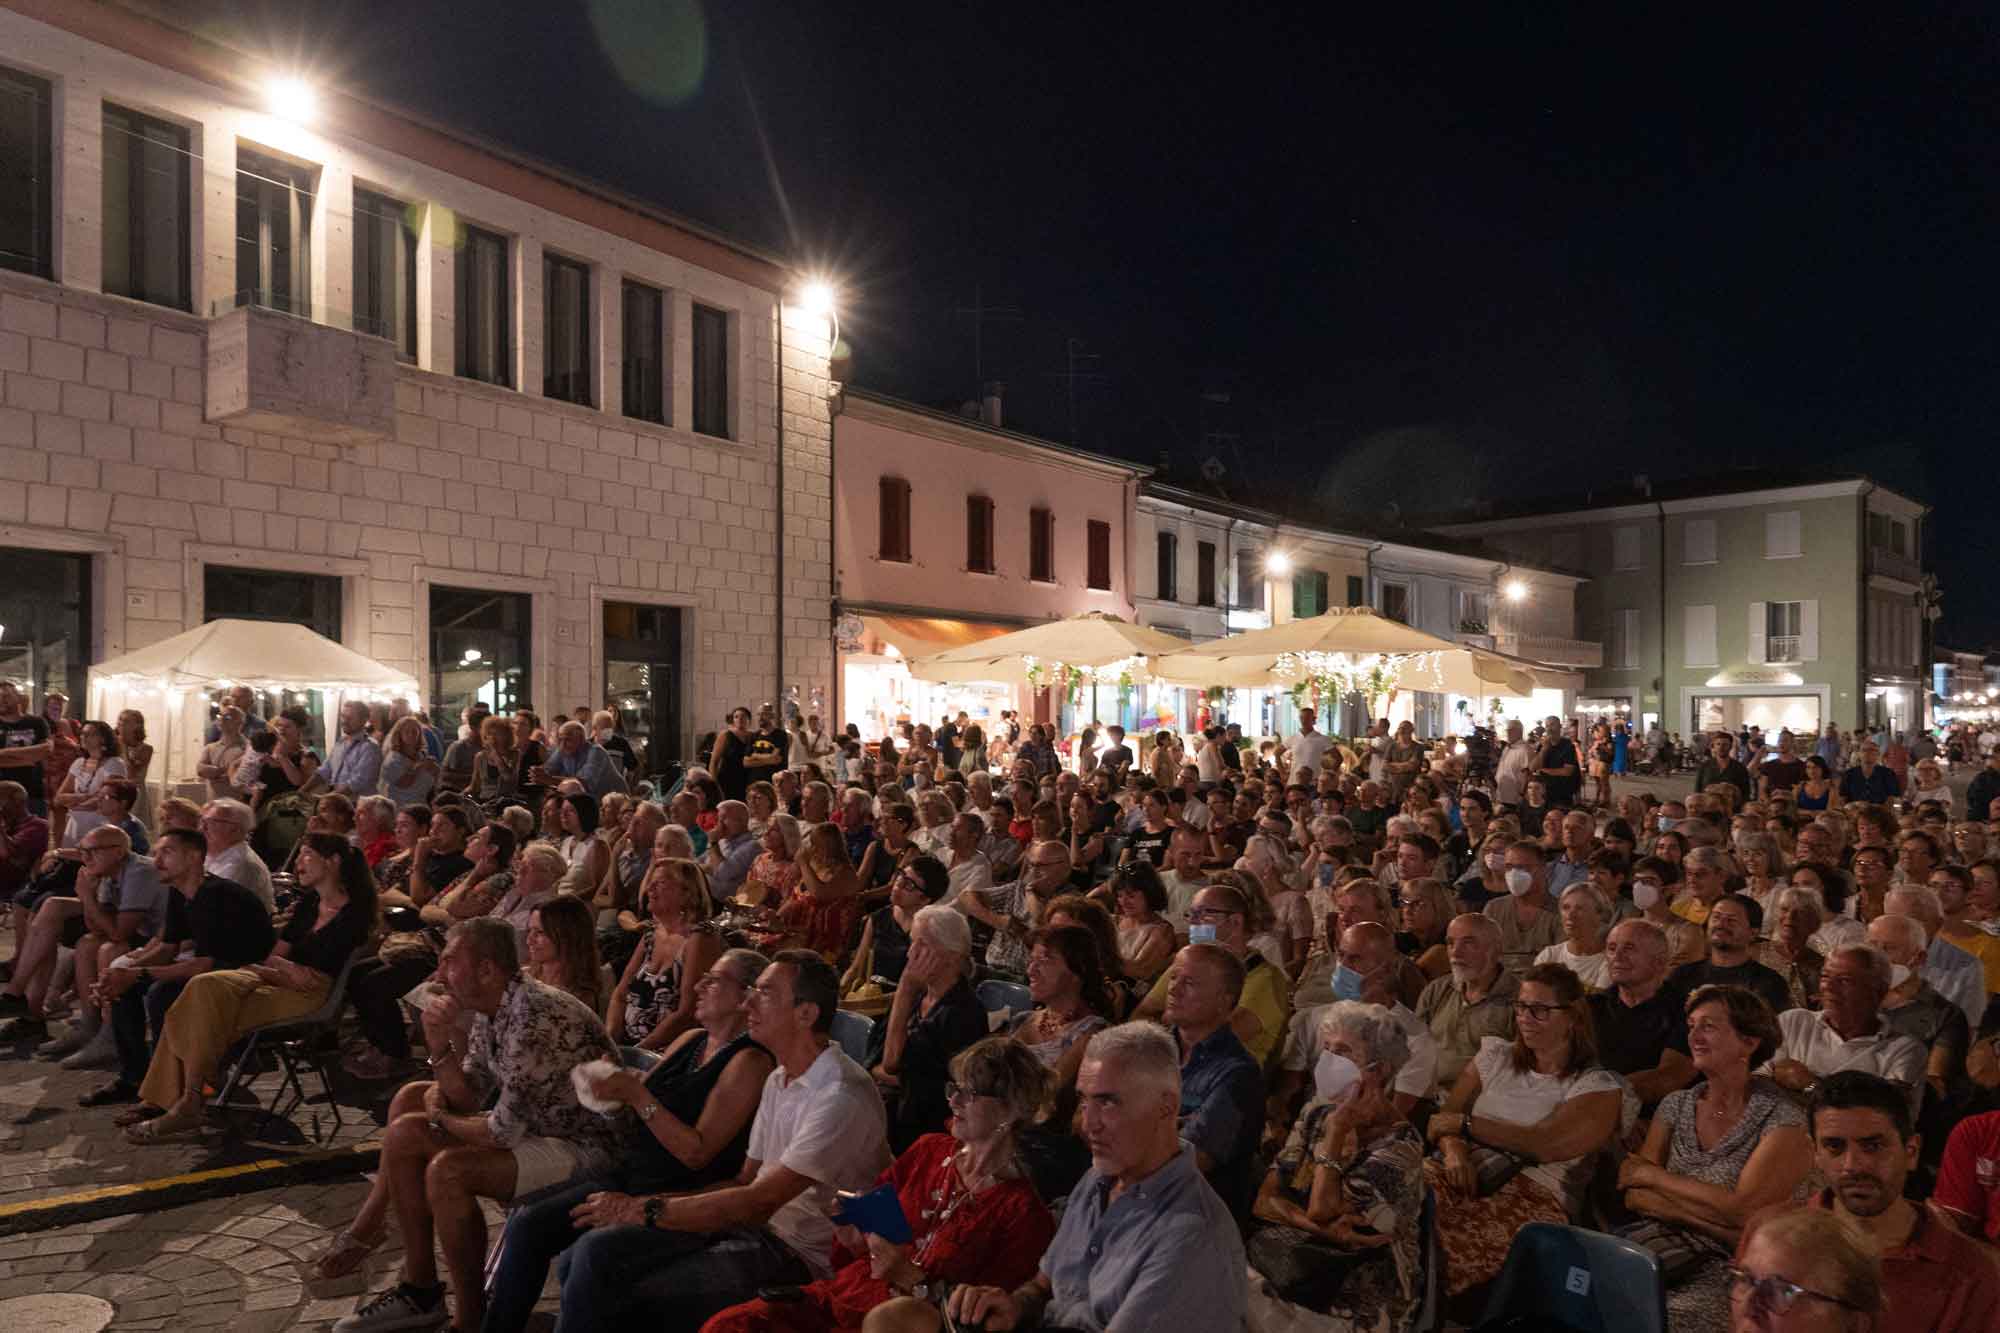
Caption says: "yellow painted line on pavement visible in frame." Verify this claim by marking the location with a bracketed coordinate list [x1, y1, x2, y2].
[0, 1141, 380, 1235]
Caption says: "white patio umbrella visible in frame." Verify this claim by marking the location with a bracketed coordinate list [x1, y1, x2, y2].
[906, 611, 1190, 687]
[1149, 606, 1540, 698]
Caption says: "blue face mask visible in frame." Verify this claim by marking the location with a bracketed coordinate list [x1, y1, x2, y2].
[1331, 963, 1369, 1002]
[1188, 923, 1219, 945]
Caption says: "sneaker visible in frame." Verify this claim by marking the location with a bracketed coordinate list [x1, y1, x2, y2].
[0, 1016, 47, 1042]
[37, 1022, 92, 1060]
[60, 1025, 117, 1069]
[331, 1282, 448, 1332]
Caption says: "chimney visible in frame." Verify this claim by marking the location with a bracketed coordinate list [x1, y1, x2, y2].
[982, 380, 1004, 428]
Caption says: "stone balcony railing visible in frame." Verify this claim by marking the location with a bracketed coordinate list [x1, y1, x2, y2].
[1494, 633, 1604, 668]
[204, 302, 396, 444]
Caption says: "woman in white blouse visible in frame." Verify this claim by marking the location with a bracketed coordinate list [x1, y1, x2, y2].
[1533, 883, 1612, 990]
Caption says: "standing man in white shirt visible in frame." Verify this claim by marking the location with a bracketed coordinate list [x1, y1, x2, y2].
[1283, 708, 1333, 786]
[557, 951, 890, 1331]
[1492, 718, 1536, 811]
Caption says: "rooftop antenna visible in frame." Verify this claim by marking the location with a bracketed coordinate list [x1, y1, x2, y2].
[952, 283, 1022, 390]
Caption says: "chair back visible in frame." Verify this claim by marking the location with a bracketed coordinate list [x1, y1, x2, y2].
[830, 1008, 874, 1062]
[620, 1045, 662, 1074]
[1476, 1222, 1665, 1333]
[976, 980, 1033, 1020]
[296, 949, 361, 1028]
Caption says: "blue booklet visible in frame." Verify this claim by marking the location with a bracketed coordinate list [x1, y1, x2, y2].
[831, 1183, 913, 1244]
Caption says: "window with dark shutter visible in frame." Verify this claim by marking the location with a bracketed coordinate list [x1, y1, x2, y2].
[1156, 531, 1178, 601]
[1087, 521, 1112, 591]
[1312, 571, 1329, 617]
[1346, 575, 1365, 608]
[1235, 549, 1263, 611]
[621, 279, 666, 423]
[542, 251, 592, 405]
[692, 302, 731, 438]
[1197, 542, 1217, 607]
[967, 495, 995, 573]
[0, 66, 54, 279]
[1029, 508, 1055, 583]
[355, 188, 419, 360]
[455, 223, 511, 386]
[103, 104, 192, 311]
[879, 477, 911, 562]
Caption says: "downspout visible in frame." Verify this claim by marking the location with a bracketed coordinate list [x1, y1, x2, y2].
[773, 298, 787, 712]
[828, 382, 842, 729]
[1656, 500, 1668, 731]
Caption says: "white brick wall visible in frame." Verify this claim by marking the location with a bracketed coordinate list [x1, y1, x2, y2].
[0, 7, 834, 754]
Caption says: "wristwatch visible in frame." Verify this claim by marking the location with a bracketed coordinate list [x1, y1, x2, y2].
[643, 1196, 664, 1229]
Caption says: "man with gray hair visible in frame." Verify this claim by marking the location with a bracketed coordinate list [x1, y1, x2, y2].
[1884, 884, 1986, 1028]
[0, 823, 165, 1045]
[941, 811, 994, 904]
[355, 795, 398, 866]
[532, 720, 624, 801]
[1768, 943, 1926, 1120]
[1867, 911, 1970, 1110]
[1416, 913, 1517, 1087]
[947, 1020, 1247, 1333]
[702, 800, 759, 903]
[199, 798, 272, 909]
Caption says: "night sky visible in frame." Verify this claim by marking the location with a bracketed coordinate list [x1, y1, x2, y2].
[181, 1, 1998, 639]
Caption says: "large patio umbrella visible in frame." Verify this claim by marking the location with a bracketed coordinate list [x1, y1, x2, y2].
[906, 611, 1190, 687]
[1149, 606, 1541, 698]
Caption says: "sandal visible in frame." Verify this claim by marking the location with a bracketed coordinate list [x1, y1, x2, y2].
[311, 1228, 382, 1281]
[113, 1104, 164, 1129]
[124, 1106, 204, 1143]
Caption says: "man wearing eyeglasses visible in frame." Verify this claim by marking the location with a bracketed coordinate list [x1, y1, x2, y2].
[1776, 1071, 2000, 1332]
[0, 825, 164, 1044]
[961, 841, 1069, 978]
[1132, 883, 1290, 1067]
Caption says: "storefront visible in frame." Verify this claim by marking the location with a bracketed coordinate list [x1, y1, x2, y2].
[1687, 671, 1829, 737]
[839, 615, 1022, 743]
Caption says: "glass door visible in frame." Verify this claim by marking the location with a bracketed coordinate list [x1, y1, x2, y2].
[604, 603, 682, 779]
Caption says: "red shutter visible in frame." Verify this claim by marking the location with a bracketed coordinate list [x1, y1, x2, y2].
[1030, 507, 1053, 582]
[967, 495, 993, 573]
[879, 476, 911, 562]
[1087, 520, 1112, 591]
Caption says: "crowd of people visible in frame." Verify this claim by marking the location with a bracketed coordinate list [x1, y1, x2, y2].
[4, 682, 2000, 1332]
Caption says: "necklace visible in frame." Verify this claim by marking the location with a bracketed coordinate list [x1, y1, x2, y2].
[915, 1146, 1010, 1265]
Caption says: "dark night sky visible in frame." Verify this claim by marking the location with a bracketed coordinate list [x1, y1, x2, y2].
[184, 1, 2000, 639]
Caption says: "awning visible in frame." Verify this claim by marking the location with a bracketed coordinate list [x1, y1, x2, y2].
[855, 616, 1018, 663]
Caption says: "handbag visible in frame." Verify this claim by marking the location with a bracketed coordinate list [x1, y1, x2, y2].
[1467, 1144, 1526, 1197]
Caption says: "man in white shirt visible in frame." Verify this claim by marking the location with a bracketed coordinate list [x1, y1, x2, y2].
[1766, 943, 1927, 1121]
[1493, 718, 1536, 809]
[1172, 764, 1213, 833]
[941, 813, 995, 904]
[198, 798, 273, 909]
[1270, 923, 1440, 1134]
[1159, 828, 1211, 940]
[1283, 708, 1333, 784]
[554, 951, 890, 1331]
[1363, 719, 1390, 785]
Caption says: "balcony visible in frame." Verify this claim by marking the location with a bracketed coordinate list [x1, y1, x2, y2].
[1866, 545, 1923, 586]
[204, 302, 396, 445]
[1765, 637, 1802, 665]
[1495, 633, 1604, 668]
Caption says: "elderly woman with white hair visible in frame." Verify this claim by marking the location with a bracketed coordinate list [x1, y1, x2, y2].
[1240, 831, 1311, 975]
[737, 811, 802, 910]
[873, 902, 991, 1150]
[1249, 1000, 1427, 1333]
[1533, 883, 1613, 990]
[1751, 884, 1828, 1011]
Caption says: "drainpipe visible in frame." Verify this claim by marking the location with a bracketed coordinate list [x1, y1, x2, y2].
[1656, 500, 1669, 731]
[773, 299, 787, 715]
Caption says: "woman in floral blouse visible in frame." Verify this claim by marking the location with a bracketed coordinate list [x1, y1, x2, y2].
[608, 857, 723, 1050]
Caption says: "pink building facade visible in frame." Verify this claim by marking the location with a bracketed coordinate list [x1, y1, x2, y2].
[830, 391, 1145, 739]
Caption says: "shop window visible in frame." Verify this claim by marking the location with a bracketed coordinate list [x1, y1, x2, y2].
[205, 566, 342, 641]
[0, 547, 90, 708]
[430, 585, 531, 722]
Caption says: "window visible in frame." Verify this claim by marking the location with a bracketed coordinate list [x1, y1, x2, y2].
[542, 252, 592, 405]
[204, 566, 342, 641]
[1087, 520, 1112, 591]
[234, 147, 314, 317]
[1346, 574, 1365, 607]
[1613, 609, 1641, 669]
[1156, 531, 1178, 601]
[1294, 570, 1330, 619]
[0, 547, 90, 709]
[966, 495, 995, 573]
[0, 65, 53, 279]
[354, 188, 419, 360]
[1869, 512, 1890, 549]
[1682, 518, 1718, 564]
[878, 477, 912, 563]
[1889, 519, 1907, 556]
[1197, 541, 1218, 607]
[430, 586, 531, 722]
[1459, 590, 1490, 631]
[692, 302, 731, 438]
[1764, 510, 1802, 560]
[621, 279, 666, 424]
[1235, 549, 1264, 611]
[102, 104, 191, 311]
[1752, 600, 1818, 664]
[1612, 525, 1642, 572]
[1683, 604, 1718, 667]
[455, 223, 511, 386]
[1029, 508, 1055, 583]
[1380, 582, 1410, 624]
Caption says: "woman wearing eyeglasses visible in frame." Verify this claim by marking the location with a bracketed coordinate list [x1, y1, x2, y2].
[1422, 962, 1633, 1313]
[702, 1036, 1056, 1333]
[1726, 1207, 1881, 1333]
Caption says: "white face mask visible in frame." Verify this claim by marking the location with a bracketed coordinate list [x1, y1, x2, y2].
[1314, 1050, 1363, 1101]
[1505, 868, 1536, 897]
[1889, 963, 1913, 990]
[1632, 881, 1663, 912]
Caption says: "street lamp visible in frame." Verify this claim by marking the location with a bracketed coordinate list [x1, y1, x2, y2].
[265, 74, 318, 124]
[1503, 579, 1529, 602]
[1264, 551, 1292, 576]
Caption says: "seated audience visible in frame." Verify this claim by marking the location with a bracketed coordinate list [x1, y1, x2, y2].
[761, 823, 863, 962]
[125, 832, 373, 1141]
[1131, 881, 1290, 1067]
[524, 893, 606, 1014]
[550, 952, 892, 1331]
[1484, 841, 1562, 976]
[739, 813, 803, 911]
[842, 855, 949, 1004]
[1161, 943, 1265, 1221]
[1533, 882, 1612, 989]
[703, 1037, 1056, 1333]
[1729, 1207, 1883, 1333]
[945, 1022, 1247, 1333]
[1935, 1108, 2000, 1245]
[1248, 1001, 1427, 1333]
[1751, 885, 1828, 1012]
[1768, 945, 1927, 1119]
[1106, 861, 1177, 986]
[1393, 875, 1455, 983]
[1589, 919, 1695, 1114]
[1423, 962, 1633, 1308]
[1415, 913, 1519, 1090]
[328, 918, 619, 1332]
[872, 904, 987, 1151]
[474, 949, 775, 1328]
[610, 857, 724, 1051]
[1616, 985, 1812, 1333]
[962, 839, 1069, 978]
[197, 798, 273, 909]
[1884, 885, 1987, 1030]
[1272, 922, 1440, 1137]
[1666, 892, 1791, 1017]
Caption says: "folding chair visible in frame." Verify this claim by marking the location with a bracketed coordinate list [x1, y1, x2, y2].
[210, 951, 360, 1144]
[830, 1008, 875, 1062]
[1475, 1222, 1665, 1333]
[976, 979, 1032, 1022]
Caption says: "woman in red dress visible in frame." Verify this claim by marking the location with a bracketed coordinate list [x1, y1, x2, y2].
[764, 822, 865, 963]
[701, 1037, 1056, 1333]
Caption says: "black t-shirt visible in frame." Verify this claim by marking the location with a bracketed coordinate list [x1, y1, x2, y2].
[1758, 757, 1807, 792]
[0, 712, 50, 801]
[1665, 958, 1792, 1020]
[280, 890, 374, 976]
[746, 728, 788, 777]
[1089, 799, 1120, 834]
[422, 849, 473, 891]
[603, 733, 638, 774]
[1695, 759, 1752, 795]
[166, 874, 277, 970]
[1589, 987, 1690, 1088]
[713, 731, 751, 801]
[1219, 741, 1243, 773]
[936, 724, 961, 769]
[1127, 825, 1173, 867]
[1099, 744, 1135, 780]
[1538, 738, 1581, 804]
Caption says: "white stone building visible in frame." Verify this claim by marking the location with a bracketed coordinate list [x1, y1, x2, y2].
[0, 1, 832, 781]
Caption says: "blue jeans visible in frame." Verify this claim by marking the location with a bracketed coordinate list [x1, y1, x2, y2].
[549, 1214, 810, 1333]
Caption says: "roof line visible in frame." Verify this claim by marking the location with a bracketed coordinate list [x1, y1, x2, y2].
[839, 388, 1154, 476]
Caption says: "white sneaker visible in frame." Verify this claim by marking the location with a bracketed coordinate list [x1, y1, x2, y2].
[59, 1025, 117, 1070]
[36, 1024, 89, 1059]
[331, 1283, 448, 1332]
